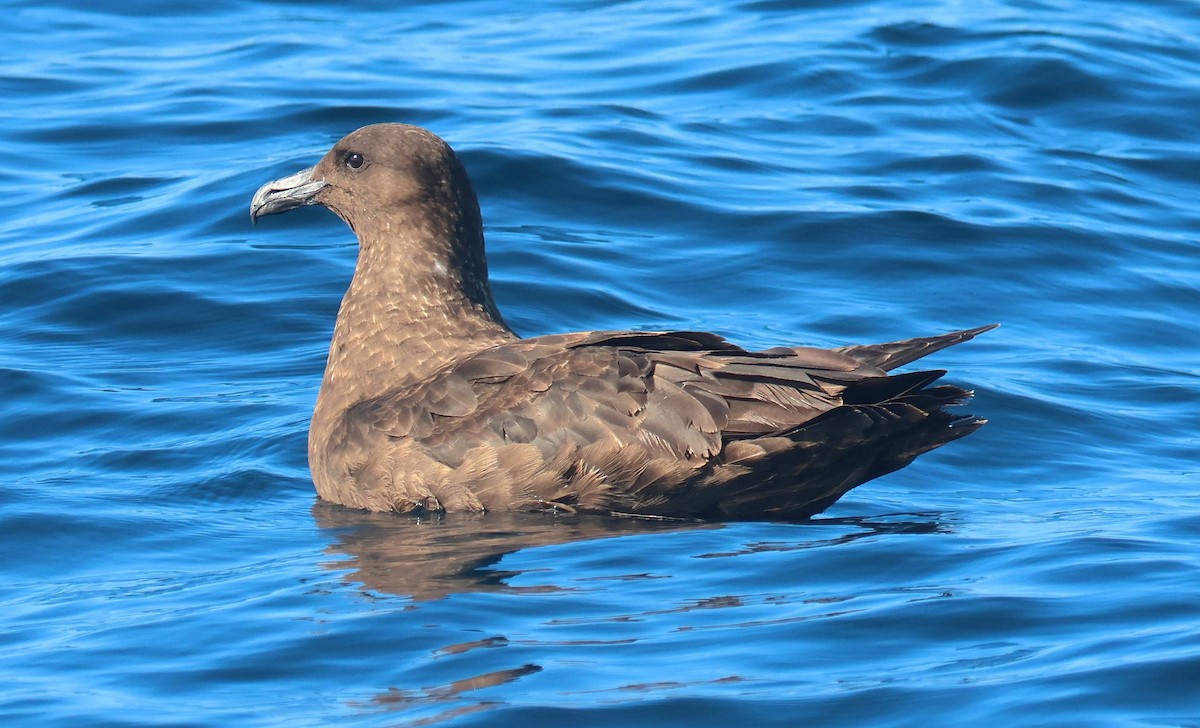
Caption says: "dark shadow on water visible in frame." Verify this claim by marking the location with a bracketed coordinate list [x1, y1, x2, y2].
[311, 502, 948, 601]
[360, 663, 544, 725]
[694, 511, 948, 559]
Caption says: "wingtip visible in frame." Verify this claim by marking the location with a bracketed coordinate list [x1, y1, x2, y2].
[960, 323, 1000, 338]
[948, 414, 988, 431]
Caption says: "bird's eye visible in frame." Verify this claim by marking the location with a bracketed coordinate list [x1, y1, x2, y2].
[345, 152, 365, 170]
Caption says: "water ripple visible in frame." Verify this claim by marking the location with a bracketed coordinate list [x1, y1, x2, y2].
[2, 0, 1199, 725]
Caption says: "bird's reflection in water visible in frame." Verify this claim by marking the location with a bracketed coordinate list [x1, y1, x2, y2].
[315, 503, 947, 720]
[312, 502, 714, 600]
[312, 502, 946, 601]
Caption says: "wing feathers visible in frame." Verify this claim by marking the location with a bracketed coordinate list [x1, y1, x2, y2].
[836, 324, 998, 371]
[334, 327, 991, 518]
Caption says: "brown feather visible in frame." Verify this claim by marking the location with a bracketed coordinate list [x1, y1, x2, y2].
[250, 123, 996, 520]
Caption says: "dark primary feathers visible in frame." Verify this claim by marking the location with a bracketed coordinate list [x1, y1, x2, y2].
[250, 123, 995, 520]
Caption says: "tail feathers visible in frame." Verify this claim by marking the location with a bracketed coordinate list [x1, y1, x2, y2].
[895, 383, 977, 411]
[705, 382, 984, 520]
[841, 369, 946, 405]
[837, 323, 998, 372]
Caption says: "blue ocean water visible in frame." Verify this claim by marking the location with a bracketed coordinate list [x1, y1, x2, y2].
[2, 0, 1198, 724]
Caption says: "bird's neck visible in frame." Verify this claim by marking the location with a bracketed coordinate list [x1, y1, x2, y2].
[314, 237, 516, 425]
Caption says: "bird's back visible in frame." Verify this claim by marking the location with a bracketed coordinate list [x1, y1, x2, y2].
[310, 326, 993, 518]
